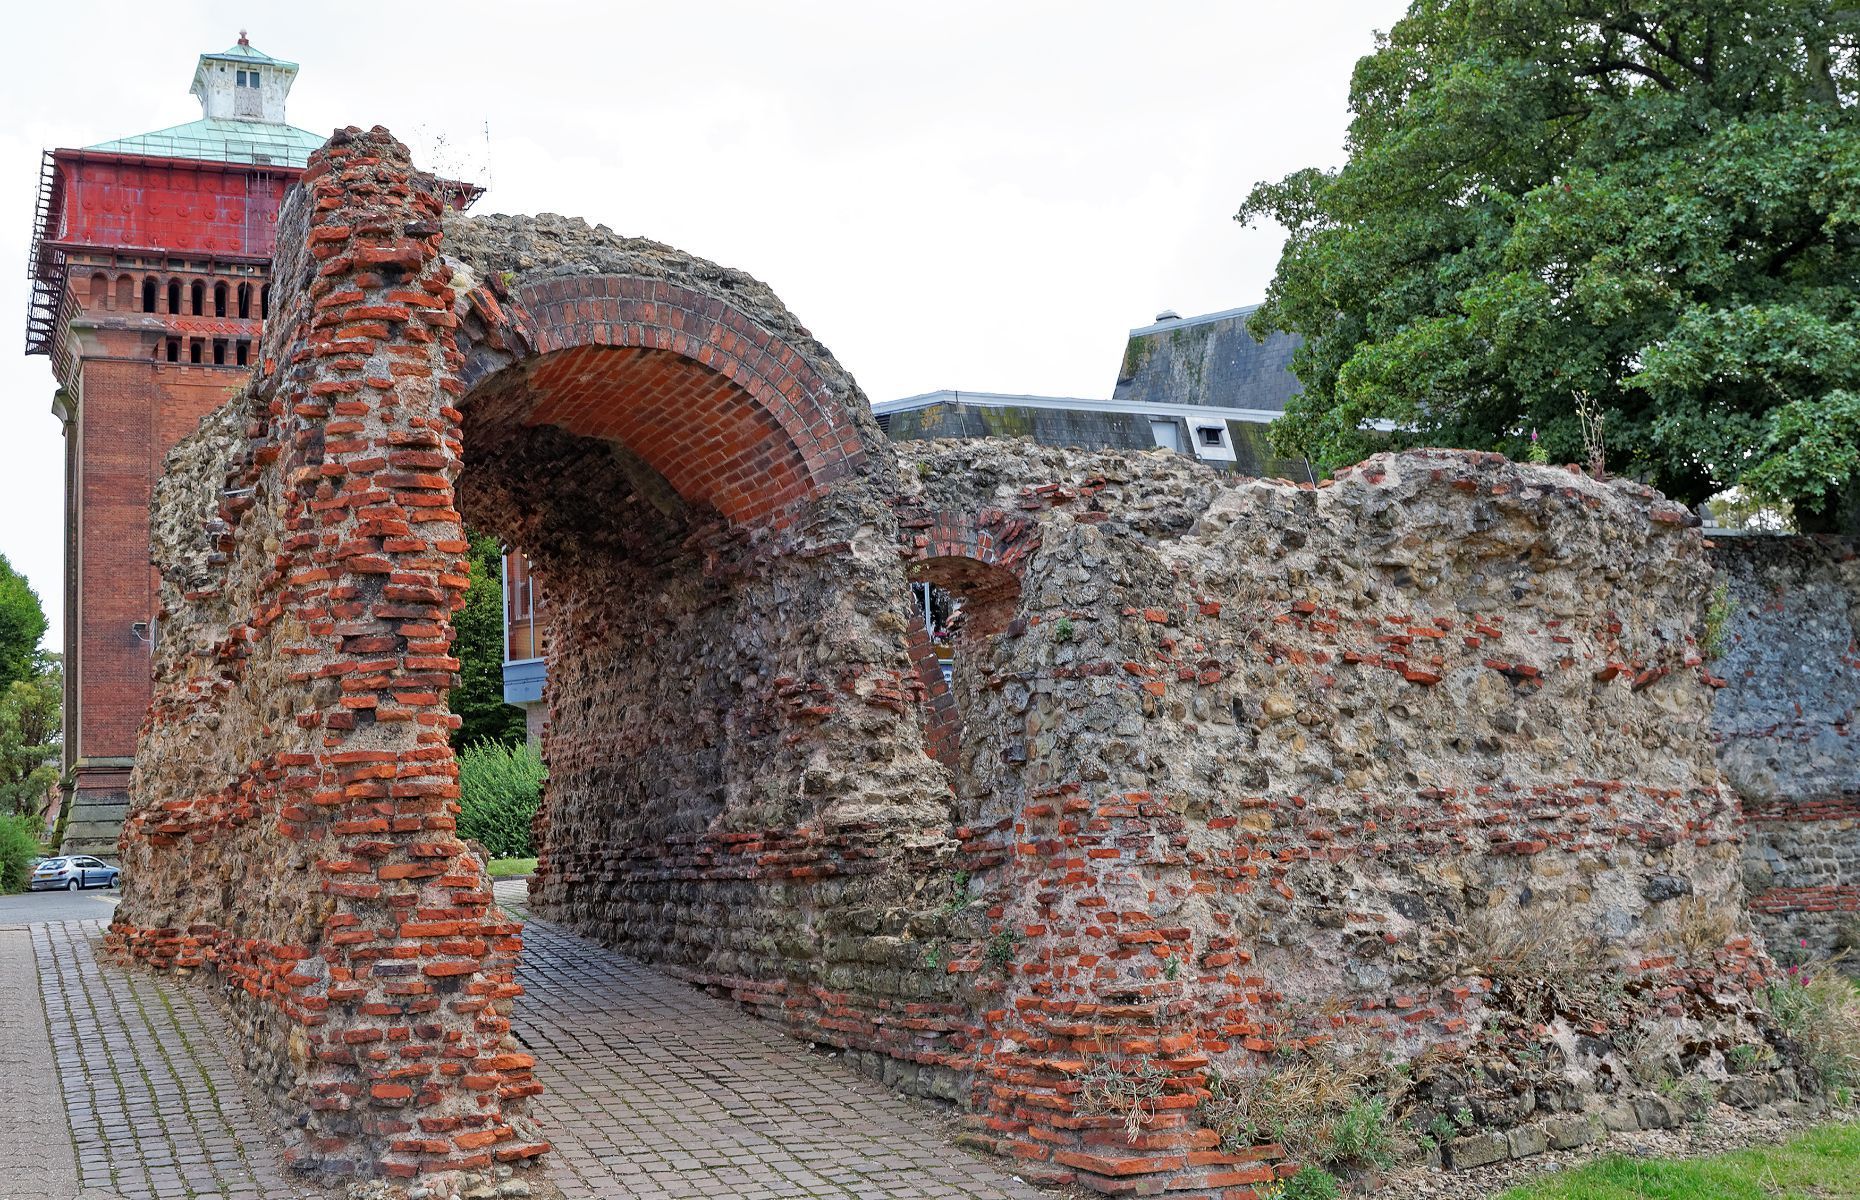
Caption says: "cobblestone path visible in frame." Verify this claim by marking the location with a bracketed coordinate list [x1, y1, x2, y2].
[499, 881, 1047, 1200]
[29, 919, 310, 1200]
[0, 925, 80, 1199]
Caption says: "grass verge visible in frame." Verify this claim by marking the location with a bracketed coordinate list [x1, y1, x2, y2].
[487, 857, 537, 879]
[1497, 1120, 1860, 1200]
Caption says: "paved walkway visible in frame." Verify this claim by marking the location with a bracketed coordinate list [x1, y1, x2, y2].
[1, 885, 1044, 1200]
[29, 917, 310, 1200]
[500, 879, 1045, 1200]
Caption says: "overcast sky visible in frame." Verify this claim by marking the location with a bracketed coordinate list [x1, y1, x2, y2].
[0, 0, 1404, 646]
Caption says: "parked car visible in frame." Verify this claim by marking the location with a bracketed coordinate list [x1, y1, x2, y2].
[29, 855, 119, 891]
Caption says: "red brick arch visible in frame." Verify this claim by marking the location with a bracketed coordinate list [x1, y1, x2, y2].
[465, 275, 870, 529]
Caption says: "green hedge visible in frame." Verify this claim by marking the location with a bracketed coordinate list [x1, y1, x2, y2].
[456, 739, 546, 859]
[0, 813, 40, 893]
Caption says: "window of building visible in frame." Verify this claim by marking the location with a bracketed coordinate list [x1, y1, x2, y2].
[237, 283, 252, 319]
[1197, 425, 1225, 448]
[167, 279, 181, 314]
[190, 280, 205, 316]
[189, 339, 203, 365]
[260, 285, 270, 320]
[143, 278, 158, 313]
[212, 339, 227, 366]
[235, 340, 250, 367]
[214, 282, 228, 318]
[165, 338, 180, 363]
[1150, 420, 1182, 453]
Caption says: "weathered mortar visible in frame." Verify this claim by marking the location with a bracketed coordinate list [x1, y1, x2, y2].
[893, 441, 1789, 1191]
[116, 125, 1808, 1198]
[1711, 535, 1860, 963]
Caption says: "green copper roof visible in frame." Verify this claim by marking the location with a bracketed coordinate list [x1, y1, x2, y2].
[203, 40, 297, 69]
[86, 117, 324, 168]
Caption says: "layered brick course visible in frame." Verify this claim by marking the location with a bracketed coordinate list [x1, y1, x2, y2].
[119, 126, 1803, 1197]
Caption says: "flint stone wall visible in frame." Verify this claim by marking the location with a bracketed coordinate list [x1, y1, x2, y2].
[890, 442, 1783, 1192]
[1712, 536, 1860, 962]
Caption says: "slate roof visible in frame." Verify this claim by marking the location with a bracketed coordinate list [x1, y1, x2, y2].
[1113, 305, 1304, 412]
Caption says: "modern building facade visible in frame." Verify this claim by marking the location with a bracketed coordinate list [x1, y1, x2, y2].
[27, 39, 329, 852]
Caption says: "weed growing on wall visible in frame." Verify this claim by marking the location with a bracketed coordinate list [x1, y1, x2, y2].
[1763, 968, 1860, 1090]
[456, 739, 547, 859]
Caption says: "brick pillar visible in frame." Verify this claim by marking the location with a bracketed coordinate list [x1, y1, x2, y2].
[111, 128, 546, 1180]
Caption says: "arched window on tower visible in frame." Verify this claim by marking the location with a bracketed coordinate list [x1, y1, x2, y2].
[88, 272, 109, 310]
[167, 279, 182, 314]
[213, 282, 228, 318]
[115, 275, 135, 310]
[143, 278, 158, 313]
[165, 338, 180, 363]
[260, 285, 271, 320]
[237, 283, 252, 320]
[190, 280, 205, 316]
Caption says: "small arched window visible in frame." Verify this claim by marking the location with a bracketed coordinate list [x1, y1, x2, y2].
[143, 278, 158, 313]
[235, 340, 250, 367]
[260, 285, 271, 320]
[190, 280, 205, 316]
[115, 275, 135, 310]
[165, 338, 180, 363]
[213, 282, 228, 318]
[237, 283, 252, 320]
[167, 279, 182, 314]
[88, 272, 109, 310]
[189, 339, 203, 364]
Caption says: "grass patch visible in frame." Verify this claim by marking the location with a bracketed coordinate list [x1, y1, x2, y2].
[1497, 1121, 1860, 1200]
[487, 857, 536, 879]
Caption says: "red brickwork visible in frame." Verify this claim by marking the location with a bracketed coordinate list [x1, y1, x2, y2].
[111, 130, 546, 1181]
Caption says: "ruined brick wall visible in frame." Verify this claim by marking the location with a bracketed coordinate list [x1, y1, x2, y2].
[1712, 536, 1860, 962]
[118, 126, 1802, 1198]
[896, 442, 1782, 1192]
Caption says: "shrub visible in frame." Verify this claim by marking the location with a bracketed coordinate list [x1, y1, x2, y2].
[1269, 1167, 1341, 1200]
[456, 739, 546, 859]
[0, 812, 41, 893]
[1202, 1050, 1402, 1169]
[1764, 968, 1860, 1091]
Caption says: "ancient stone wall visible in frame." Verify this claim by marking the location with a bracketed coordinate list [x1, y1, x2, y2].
[1712, 535, 1860, 962]
[118, 125, 1801, 1198]
[895, 442, 1784, 1192]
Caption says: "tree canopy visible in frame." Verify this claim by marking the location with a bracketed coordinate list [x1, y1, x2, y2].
[0, 555, 48, 690]
[1239, 2, 1860, 528]
[0, 659, 61, 817]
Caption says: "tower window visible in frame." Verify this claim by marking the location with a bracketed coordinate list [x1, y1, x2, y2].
[141, 278, 157, 313]
[189, 339, 203, 364]
[237, 283, 252, 319]
[165, 338, 180, 363]
[1197, 426, 1225, 448]
[190, 280, 205, 316]
[235, 340, 250, 367]
[214, 282, 228, 318]
[167, 279, 181, 314]
[212, 339, 227, 366]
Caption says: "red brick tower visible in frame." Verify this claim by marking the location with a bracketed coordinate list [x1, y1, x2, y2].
[26, 35, 325, 853]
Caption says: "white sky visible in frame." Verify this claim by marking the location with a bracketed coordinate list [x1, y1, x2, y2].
[0, 0, 1403, 647]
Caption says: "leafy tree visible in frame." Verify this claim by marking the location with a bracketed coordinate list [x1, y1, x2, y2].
[0, 658, 61, 816]
[448, 532, 528, 749]
[0, 554, 48, 689]
[1239, 2, 1860, 529]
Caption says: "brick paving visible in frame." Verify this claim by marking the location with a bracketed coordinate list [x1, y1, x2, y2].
[3, 891, 1048, 1200]
[498, 880, 1048, 1200]
[0, 926, 80, 1199]
[30, 918, 311, 1200]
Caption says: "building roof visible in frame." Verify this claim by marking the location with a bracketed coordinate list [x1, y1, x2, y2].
[1113, 305, 1305, 413]
[200, 39, 297, 68]
[85, 117, 324, 168]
